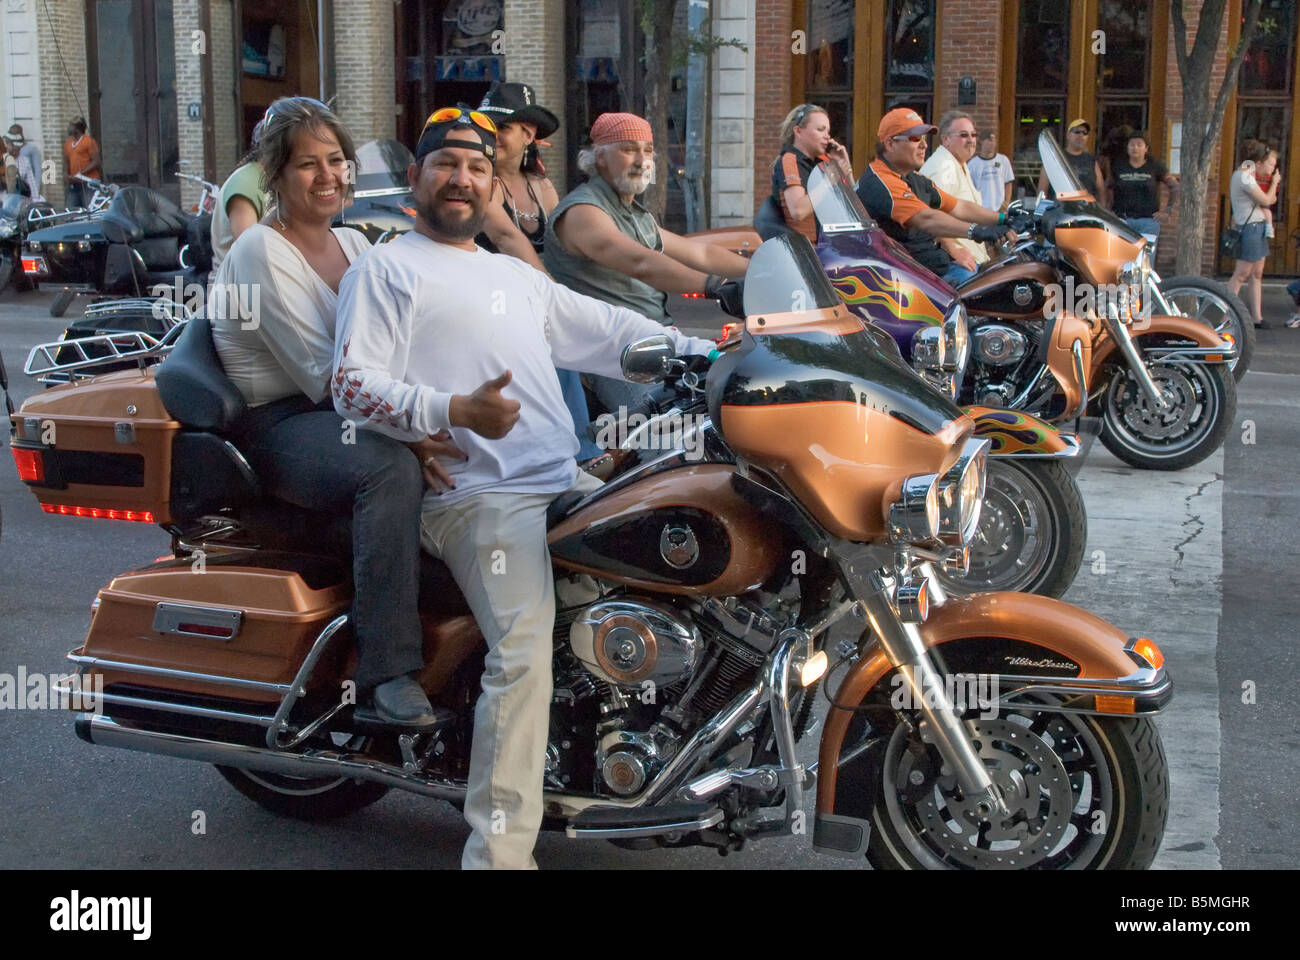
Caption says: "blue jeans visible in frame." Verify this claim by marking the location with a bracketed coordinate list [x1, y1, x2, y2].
[237, 401, 426, 690]
[942, 262, 978, 286]
[556, 368, 604, 460]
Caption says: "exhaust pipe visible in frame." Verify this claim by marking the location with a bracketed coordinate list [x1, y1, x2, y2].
[77, 713, 468, 803]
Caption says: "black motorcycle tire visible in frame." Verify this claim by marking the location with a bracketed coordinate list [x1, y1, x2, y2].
[1099, 354, 1235, 471]
[49, 289, 76, 318]
[1157, 275, 1253, 381]
[862, 701, 1169, 870]
[931, 459, 1086, 598]
[214, 764, 391, 821]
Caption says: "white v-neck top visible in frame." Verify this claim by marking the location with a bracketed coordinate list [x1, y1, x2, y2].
[210, 224, 371, 406]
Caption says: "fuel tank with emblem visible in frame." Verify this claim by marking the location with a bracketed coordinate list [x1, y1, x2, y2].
[959, 257, 1056, 318]
[546, 462, 784, 597]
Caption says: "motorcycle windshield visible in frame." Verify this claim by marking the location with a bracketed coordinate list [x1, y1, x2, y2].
[806, 161, 875, 234]
[1, 193, 25, 219]
[354, 139, 414, 194]
[741, 232, 844, 316]
[710, 234, 970, 542]
[1039, 130, 1086, 196]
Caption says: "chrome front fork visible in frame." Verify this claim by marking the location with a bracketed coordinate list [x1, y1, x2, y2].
[1106, 306, 1167, 409]
[842, 554, 1007, 818]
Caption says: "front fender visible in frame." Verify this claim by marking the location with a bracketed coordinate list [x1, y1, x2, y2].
[963, 405, 1080, 459]
[1089, 314, 1233, 382]
[815, 592, 1170, 818]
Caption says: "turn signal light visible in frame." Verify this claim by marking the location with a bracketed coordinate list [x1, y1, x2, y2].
[20, 257, 43, 274]
[1094, 695, 1136, 715]
[717, 322, 740, 344]
[681, 291, 706, 299]
[1131, 637, 1165, 670]
[799, 650, 828, 687]
[42, 504, 155, 522]
[12, 447, 45, 483]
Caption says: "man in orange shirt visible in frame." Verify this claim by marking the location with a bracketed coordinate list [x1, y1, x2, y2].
[855, 108, 1016, 287]
[63, 117, 102, 209]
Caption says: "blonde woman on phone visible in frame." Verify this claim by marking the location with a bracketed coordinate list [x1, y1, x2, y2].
[754, 103, 853, 241]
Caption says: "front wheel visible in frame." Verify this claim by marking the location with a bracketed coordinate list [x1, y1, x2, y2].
[1099, 357, 1235, 470]
[1156, 275, 1253, 381]
[931, 459, 1086, 598]
[865, 700, 1169, 870]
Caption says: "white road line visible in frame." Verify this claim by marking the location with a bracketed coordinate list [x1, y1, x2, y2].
[1064, 447, 1224, 869]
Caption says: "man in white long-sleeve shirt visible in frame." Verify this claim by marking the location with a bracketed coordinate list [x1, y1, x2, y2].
[331, 107, 714, 869]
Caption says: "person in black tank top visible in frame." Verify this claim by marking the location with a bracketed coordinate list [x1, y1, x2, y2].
[1037, 119, 1107, 207]
[475, 82, 609, 467]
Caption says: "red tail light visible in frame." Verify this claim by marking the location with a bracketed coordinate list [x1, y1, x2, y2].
[717, 322, 740, 344]
[12, 447, 45, 483]
[41, 504, 155, 522]
[20, 257, 44, 274]
[680, 291, 706, 299]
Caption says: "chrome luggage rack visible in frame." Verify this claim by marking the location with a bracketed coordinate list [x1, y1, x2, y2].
[24, 320, 187, 383]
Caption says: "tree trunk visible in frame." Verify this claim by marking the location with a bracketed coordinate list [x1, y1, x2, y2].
[1171, 0, 1264, 276]
[641, 0, 678, 221]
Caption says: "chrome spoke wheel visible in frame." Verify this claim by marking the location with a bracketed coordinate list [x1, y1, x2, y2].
[936, 462, 1052, 594]
[879, 705, 1115, 870]
[1104, 361, 1214, 457]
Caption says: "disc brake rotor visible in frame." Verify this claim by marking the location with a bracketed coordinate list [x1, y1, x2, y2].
[893, 717, 1074, 869]
[1119, 367, 1200, 439]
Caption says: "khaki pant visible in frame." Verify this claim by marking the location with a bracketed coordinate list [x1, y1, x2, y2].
[419, 471, 602, 869]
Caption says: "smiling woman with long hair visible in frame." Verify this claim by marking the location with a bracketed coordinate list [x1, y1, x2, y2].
[207, 96, 436, 725]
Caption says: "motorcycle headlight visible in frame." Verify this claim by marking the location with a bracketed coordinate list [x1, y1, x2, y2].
[1118, 248, 1152, 318]
[888, 473, 940, 544]
[910, 326, 946, 374]
[942, 302, 970, 374]
[935, 438, 989, 547]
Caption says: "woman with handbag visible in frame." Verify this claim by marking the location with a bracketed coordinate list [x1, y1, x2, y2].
[1225, 139, 1280, 328]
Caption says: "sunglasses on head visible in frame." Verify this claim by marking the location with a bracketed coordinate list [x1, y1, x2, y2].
[423, 107, 498, 136]
[261, 96, 332, 129]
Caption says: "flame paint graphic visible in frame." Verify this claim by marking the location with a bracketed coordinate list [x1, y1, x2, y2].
[964, 406, 1061, 455]
[830, 266, 944, 325]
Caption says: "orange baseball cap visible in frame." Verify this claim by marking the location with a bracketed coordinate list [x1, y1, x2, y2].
[878, 108, 936, 141]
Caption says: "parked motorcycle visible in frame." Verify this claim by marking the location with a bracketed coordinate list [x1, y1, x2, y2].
[1146, 273, 1252, 381]
[0, 192, 57, 296]
[8, 234, 1171, 869]
[21, 178, 211, 318]
[807, 136, 1236, 472]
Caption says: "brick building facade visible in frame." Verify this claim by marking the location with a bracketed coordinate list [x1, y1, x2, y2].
[4, 0, 1293, 275]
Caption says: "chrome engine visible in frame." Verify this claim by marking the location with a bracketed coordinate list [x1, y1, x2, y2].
[569, 599, 700, 688]
[548, 592, 778, 798]
[969, 320, 1043, 409]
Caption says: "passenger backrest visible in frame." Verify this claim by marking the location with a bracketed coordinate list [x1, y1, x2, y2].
[155, 315, 249, 433]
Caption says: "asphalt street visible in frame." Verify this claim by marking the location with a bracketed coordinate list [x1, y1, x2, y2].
[0, 283, 1296, 869]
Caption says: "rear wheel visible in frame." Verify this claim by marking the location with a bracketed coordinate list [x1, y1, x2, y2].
[932, 459, 1085, 598]
[214, 733, 390, 821]
[1157, 275, 1253, 381]
[864, 698, 1169, 870]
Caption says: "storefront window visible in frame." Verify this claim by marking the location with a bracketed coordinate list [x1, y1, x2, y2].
[805, 0, 855, 155]
[1097, 0, 1150, 94]
[1016, 0, 1070, 95]
[1240, 0, 1296, 94]
[437, 0, 504, 82]
[1014, 0, 1070, 175]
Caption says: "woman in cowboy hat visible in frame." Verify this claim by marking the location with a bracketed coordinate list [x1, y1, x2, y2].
[475, 81, 561, 256]
[476, 82, 610, 471]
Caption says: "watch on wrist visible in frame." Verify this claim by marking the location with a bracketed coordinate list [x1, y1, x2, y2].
[966, 223, 977, 239]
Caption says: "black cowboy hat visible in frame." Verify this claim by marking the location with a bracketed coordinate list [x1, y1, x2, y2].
[477, 82, 559, 142]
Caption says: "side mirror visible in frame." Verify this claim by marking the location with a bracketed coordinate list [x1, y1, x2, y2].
[621, 335, 675, 383]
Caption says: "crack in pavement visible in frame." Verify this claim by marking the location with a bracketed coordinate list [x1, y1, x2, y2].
[1171, 472, 1223, 586]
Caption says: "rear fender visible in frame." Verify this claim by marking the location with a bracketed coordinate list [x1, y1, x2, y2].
[814, 592, 1170, 819]
[962, 405, 1080, 459]
[1089, 314, 1234, 382]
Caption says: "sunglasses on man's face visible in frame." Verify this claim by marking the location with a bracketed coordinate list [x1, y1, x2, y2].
[893, 134, 928, 143]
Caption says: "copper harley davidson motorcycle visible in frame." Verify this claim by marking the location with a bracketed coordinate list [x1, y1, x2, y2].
[9, 235, 1171, 869]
